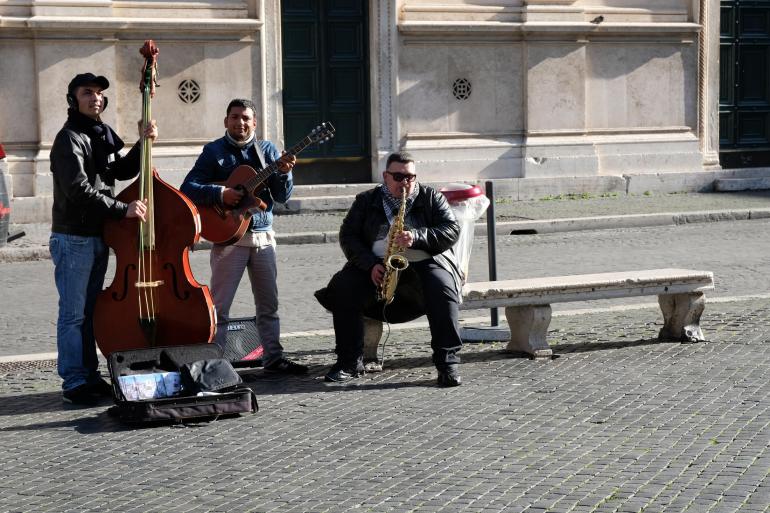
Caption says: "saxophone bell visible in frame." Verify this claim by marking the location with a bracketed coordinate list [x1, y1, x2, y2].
[380, 254, 408, 305]
[386, 254, 408, 271]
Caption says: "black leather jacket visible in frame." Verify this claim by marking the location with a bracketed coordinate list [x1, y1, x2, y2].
[339, 184, 462, 287]
[50, 113, 140, 236]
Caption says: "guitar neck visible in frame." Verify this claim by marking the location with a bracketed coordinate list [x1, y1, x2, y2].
[243, 135, 315, 192]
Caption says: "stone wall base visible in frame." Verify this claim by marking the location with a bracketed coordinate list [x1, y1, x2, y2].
[9, 166, 770, 224]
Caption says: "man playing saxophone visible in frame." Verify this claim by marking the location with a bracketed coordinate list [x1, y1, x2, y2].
[315, 152, 464, 386]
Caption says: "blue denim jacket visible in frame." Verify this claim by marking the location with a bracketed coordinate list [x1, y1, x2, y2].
[181, 136, 293, 232]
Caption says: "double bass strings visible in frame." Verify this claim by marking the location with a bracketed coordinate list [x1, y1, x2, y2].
[136, 59, 159, 326]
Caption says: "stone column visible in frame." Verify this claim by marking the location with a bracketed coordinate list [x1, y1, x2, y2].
[263, 0, 283, 146]
[372, 0, 400, 177]
[699, 0, 722, 169]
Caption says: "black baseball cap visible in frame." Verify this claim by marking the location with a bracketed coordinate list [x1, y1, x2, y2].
[67, 73, 110, 95]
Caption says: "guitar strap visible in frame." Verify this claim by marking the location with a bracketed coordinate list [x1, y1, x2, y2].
[252, 141, 267, 172]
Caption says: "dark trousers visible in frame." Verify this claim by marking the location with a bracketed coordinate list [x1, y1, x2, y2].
[327, 259, 462, 369]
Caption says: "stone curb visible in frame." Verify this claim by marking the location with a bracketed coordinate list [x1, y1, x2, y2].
[487, 208, 770, 235]
[3, 207, 770, 263]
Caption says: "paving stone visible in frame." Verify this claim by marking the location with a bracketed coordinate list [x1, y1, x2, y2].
[3, 208, 770, 511]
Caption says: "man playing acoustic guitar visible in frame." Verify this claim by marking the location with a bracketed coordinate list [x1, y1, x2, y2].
[181, 98, 307, 375]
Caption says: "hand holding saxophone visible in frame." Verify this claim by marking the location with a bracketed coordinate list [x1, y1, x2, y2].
[370, 263, 386, 286]
[393, 230, 413, 248]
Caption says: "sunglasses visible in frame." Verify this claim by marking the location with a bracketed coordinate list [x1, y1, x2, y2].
[386, 171, 417, 183]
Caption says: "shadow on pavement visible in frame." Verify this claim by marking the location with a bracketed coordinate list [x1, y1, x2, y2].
[551, 337, 673, 354]
[0, 398, 125, 434]
[242, 348, 531, 395]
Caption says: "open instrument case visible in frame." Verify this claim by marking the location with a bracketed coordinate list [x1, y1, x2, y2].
[107, 344, 258, 424]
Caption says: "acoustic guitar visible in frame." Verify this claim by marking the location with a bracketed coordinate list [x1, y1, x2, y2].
[197, 122, 335, 245]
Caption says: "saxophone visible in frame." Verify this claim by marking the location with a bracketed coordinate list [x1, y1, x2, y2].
[378, 187, 410, 305]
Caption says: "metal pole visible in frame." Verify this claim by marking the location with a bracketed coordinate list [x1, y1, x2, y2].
[485, 181, 498, 326]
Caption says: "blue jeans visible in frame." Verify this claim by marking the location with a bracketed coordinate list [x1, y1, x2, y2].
[49, 233, 109, 391]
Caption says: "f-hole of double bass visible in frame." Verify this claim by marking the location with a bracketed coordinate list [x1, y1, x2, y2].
[163, 262, 191, 301]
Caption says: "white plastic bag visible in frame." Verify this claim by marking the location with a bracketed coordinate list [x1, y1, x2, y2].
[440, 185, 490, 282]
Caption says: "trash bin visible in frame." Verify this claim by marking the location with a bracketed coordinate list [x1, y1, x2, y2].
[0, 144, 8, 248]
[439, 183, 489, 282]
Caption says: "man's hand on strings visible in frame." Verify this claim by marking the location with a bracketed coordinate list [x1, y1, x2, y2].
[223, 187, 245, 207]
[137, 119, 158, 141]
[126, 199, 148, 221]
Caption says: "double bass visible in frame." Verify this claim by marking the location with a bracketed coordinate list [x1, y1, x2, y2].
[94, 40, 216, 355]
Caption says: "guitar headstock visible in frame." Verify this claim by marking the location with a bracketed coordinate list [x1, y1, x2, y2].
[309, 122, 335, 145]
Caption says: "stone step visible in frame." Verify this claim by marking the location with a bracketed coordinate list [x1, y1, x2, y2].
[714, 177, 770, 192]
[290, 183, 373, 198]
[276, 195, 355, 214]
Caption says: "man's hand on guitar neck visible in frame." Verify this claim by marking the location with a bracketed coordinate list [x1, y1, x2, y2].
[277, 151, 296, 174]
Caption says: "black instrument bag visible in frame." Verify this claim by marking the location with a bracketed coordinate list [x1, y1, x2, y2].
[107, 344, 258, 424]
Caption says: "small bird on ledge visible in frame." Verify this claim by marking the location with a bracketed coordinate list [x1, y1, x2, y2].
[590, 15, 604, 24]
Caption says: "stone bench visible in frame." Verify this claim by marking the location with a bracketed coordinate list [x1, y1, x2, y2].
[364, 268, 715, 362]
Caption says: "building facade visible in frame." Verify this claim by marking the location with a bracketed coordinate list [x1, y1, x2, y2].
[0, 1, 723, 221]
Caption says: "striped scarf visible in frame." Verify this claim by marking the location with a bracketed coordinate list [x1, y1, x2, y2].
[380, 183, 418, 225]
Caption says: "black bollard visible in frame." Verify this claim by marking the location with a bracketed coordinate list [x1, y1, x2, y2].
[485, 181, 498, 326]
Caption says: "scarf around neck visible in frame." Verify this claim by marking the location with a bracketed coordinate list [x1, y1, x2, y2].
[67, 110, 124, 155]
[380, 183, 419, 225]
[225, 130, 256, 149]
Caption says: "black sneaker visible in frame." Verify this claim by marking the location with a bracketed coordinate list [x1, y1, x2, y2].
[437, 365, 462, 387]
[86, 377, 114, 398]
[62, 384, 100, 406]
[324, 367, 363, 383]
[264, 358, 309, 375]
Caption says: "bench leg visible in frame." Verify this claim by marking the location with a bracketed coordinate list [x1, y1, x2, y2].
[504, 305, 553, 359]
[658, 292, 706, 343]
[362, 318, 384, 372]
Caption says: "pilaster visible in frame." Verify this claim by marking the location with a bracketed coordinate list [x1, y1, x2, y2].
[699, 0, 721, 168]
[371, 0, 399, 177]
[263, 0, 282, 147]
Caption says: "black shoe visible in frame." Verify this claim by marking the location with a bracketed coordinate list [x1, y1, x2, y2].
[86, 377, 113, 398]
[62, 384, 100, 406]
[264, 358, 309, 375]
[437, 365, 462, 387]
[324, 367, 363, 383]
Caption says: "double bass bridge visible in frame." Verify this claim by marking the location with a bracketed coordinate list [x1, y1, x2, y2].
[135, 280, 165, 288]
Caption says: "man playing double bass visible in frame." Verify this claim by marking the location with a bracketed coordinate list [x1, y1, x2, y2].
[50, 73, 158, 406]
[181, 99, 308, 375]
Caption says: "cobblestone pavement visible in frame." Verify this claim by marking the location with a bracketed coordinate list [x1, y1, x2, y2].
[1, 192, 770, 512]
[2, 218, 768, 357]
[0, 299, 768, 512]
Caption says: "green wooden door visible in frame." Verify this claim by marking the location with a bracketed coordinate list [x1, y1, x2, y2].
[282, 0, 370, 183]
[720, 0, 770, 167]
